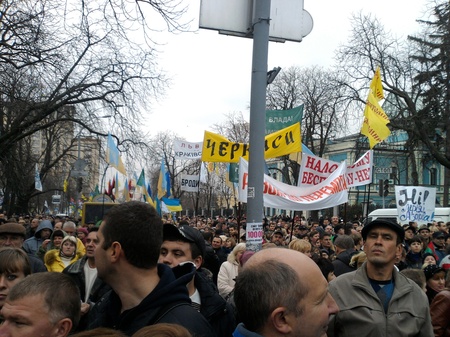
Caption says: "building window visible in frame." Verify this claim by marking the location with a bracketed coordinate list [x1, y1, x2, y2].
[430, 168, 437, 186]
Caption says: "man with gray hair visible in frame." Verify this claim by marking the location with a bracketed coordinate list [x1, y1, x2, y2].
[332, 235, 357, 277]
[233, 248, 338, 337]
[0, 272, 81, 337]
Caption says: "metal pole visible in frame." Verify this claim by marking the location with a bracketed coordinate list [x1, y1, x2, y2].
[246, 0, 271, 251]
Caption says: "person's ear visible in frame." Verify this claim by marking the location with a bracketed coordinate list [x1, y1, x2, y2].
[193, 256, 203, 270]
[270, 307, 292, 334]
[110, 241, 122, 262]
[53, 318, 72, 337]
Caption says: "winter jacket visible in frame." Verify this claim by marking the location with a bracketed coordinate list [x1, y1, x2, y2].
[405, 252, 424, 269]
[63, 256, 111, 332]
[332, 249, 356, 277]
[62, 256, 110, 303]
[328, 262, 434, 337]
[44, 249, 84, 272]
[194, 269, 236, 337]
[430, 289, 450, 337]
[87, 263, 217, 336]
[22, 220, 53, 255]
[37, 230, 86, 260]
[233, 323, 264, 337]
[218, 261, 239, 298]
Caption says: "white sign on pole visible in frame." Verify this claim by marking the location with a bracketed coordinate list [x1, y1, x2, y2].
[180, 174, 200, 192]
[174, 140, 203, 160]
[395, 186, 436, 224]
[199, 0, 313, 43]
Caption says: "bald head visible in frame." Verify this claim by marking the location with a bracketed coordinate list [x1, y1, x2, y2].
[245, 247, 318, 271]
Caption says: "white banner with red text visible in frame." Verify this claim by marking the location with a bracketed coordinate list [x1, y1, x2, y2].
[238, 158, 348, 211]
[298, 150, 373, 188]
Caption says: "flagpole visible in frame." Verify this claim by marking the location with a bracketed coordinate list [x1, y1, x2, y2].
[195, 161, 202, 216]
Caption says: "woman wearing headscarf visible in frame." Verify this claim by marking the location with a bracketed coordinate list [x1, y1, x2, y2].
[44, 235, 84, 272]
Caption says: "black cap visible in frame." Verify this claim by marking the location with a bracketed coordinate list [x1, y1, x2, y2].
[361, 219, 405, 242]
[163, 224, 206, 258]
[432, 231, 445, 239]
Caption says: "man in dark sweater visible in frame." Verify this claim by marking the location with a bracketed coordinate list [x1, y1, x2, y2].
[332, 235, 357, 277]
[87, 201, 215, 336]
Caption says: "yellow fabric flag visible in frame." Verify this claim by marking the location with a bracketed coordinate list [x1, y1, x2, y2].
[361, 92, 391, 149]
[370, 66, 384, 101]
[202, 122, 301, 163]
[63, 179, 68, 193]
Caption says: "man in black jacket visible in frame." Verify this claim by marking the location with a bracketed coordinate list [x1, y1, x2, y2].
[332, 235, 357, 277]
[87, 201, 215, 336]
[160, 224, 236, 337]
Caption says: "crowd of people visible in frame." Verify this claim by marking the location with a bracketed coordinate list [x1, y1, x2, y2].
[0, 207, 448, 336]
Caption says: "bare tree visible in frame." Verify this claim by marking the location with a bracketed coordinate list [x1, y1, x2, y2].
[0, 0, 190, 212]
[335, 5, 450, 190]
[267, 66, 354, 157]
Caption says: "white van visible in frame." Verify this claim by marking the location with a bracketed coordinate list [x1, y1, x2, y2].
[367, 207, 450, 224]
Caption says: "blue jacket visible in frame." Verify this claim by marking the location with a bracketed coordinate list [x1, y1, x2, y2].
[87, 263, 217, 336]
[22, 220, 53, 256]
[233, 323, 264, 337]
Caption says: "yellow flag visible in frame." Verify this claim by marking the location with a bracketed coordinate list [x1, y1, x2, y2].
[361, 92, 391, 149]
[370, 67, 384, 101]
[202, 122, 301, 163]
[63, 179, 68, 193]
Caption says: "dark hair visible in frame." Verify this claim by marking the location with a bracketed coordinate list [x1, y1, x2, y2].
[8, 272, 81, 329]
[315, 257, 334, 280]
[320, 232, 331, 239]
[234, 260, 306, 333]
[202, 231, 213, 242]
[409, 235, 422, 245]
[102, 201, 162, 269]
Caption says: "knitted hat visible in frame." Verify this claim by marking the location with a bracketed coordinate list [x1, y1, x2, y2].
[423, 264, 444, 280]
[61, 235, 77, 248]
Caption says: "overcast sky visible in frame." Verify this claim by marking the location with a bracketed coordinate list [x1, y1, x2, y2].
[144, 0, 429, 142]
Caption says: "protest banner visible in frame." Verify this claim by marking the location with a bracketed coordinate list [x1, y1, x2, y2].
[201, 122, 301, 163]
[395, 186, 436, 224]
[174, 140, 203, 160]
[180, 174, 200, 192]
[238, 158, 348, 210]
[265, 105, 303, 134]
[299, 151, 373, 188]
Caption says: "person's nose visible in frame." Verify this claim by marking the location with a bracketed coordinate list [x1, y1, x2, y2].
[0, 276, 7, 290]
[160, 254, 173, 266]
[327, 293, 339, 315]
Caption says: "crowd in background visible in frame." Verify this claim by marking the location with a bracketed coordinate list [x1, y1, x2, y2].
[0, 210, 448, 336]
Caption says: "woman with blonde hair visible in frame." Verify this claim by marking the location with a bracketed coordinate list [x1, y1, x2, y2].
[44, 235, 84, 272]
[217, 242, 246, 298]
[288, 238, 312, 257]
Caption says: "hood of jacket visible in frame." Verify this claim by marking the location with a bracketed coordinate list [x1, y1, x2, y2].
[34, 220, 53, 238]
